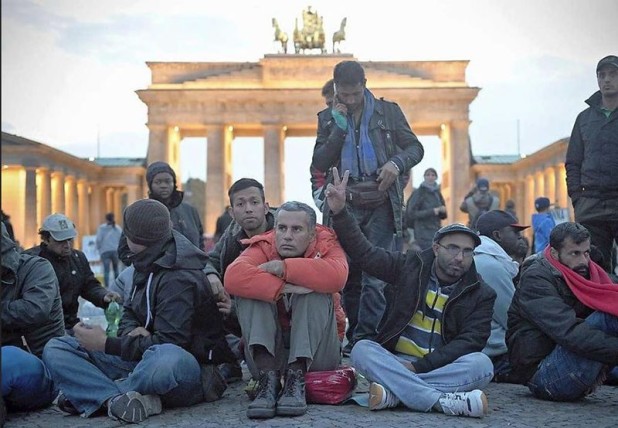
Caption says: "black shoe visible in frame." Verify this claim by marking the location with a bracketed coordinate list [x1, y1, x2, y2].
[342, 342, 354, 357]
[57, 392, 80, 415]
[246, 370, 281, 419]
[276, 369, 307, 416]
[218, 362, 243, 384]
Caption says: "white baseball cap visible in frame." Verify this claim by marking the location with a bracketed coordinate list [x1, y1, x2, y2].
[40, 213, 77, 241]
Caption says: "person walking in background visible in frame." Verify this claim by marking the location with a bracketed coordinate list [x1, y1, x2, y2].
[1, 209, 15, 241]
[96, 212, 123, 288]
[310, 60, 424, 354]
[24, 213, 120, 332]
[404, 167, 447, 250]
[565, 55, 618, 273]
[505, 200, 518, 222]
[532, 197, 556, 254]
[460, 177, 500, 228]
[213, 208, 233, 244]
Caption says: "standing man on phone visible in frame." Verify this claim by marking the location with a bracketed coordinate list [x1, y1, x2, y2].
[310, 60, 424, 354]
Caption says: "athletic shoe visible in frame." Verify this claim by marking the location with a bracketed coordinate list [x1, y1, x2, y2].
[107, 391, 162, 423]
[438, 390, 488, 418]
[368, 382, 400, 411]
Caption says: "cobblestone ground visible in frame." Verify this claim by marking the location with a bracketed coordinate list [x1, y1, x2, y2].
[5, 361, 618, 428]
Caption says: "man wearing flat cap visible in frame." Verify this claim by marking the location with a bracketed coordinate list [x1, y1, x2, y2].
[24, 213, 120, 331]
[43, 199, 235, 424]
[324, 168, 496, 419]
[473, 210, 530, 380]
[566, 55, 618, 273]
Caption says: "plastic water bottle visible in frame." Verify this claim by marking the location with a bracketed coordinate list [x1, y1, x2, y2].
[105, 301, 122, 337]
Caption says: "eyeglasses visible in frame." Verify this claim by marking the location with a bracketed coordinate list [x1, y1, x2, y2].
[436, 243, 475, 258]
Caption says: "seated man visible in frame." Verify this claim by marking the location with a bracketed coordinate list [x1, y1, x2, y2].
[43, 199, 235, 424]
[325, 168, 496, 419]
[24, 213, 120, 332]
[225, 201, 347, 419]
[2, 223, 65, 412]
[473, 210, 529, 379]
[507, 222, 618, 401]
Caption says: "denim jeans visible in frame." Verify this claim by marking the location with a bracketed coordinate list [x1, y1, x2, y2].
[528, 310, 618, 401]
[344, 202, 394, 343]
[1, 346, 57, 411]
[100, 251, 120, 288]
[42, 336, 203, 417]
[351, 340, 493, 412]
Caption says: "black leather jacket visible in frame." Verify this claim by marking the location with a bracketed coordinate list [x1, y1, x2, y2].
[311, 94, 424, 236]
[332, 208, 496, 374]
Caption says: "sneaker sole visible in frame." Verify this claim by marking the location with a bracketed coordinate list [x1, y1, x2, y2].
[109, 392, 162, 423]
[246, 407, 276, 419]
[276, 404, 308, 416]
[479, 392, 489, 417]
[368, 382, 384, 411]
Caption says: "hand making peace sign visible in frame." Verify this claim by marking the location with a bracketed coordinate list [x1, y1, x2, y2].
[325, 167, 350, 215]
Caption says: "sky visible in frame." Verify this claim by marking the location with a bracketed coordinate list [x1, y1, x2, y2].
[2, 0, 617, 217]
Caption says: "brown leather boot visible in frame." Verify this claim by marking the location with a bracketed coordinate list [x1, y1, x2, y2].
[246, 370, 281, 419]
[276, 368, 307, 416]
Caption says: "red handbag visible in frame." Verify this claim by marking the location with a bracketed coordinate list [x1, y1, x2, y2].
[305, 366, 357, 405]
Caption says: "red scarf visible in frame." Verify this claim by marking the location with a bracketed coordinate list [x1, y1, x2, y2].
[543, 246, 618, 316]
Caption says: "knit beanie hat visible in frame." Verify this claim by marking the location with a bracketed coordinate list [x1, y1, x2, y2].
[146, 161, 176, 189]
[123, 199, 172, 245]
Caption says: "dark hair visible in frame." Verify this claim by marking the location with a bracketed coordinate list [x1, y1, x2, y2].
[424, 167, 438, 176]
[333, 61, 366, 86]
[549, 222, 591, 251]
[228, 178, 265, 205]
[39, 230, 51, 241]
[275, 201, 316, 230]
[105, 212, 115, 222]
[321, 79, 334, 97]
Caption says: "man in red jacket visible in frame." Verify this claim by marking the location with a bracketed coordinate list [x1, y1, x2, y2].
[225, 201, 348, 419]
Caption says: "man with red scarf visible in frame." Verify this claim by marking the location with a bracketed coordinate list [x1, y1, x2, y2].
[506, 222, 618, 400]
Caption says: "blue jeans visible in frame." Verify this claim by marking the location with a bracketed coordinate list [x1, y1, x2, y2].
[351, 340, 493, 412]
[528, 311, 618, 401]
[100, 251, 120, 288]
[42, 336, 203, 417]
[344, 202, 394, 342]
[1, 346, 57, 411]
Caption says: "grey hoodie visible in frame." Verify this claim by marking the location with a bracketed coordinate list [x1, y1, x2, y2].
[474, 235, 519, 357]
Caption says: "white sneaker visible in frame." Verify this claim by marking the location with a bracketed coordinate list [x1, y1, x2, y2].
[108, 391, 162, 423]
[438, 390, 488, 418]
[368, 382, 400, 411]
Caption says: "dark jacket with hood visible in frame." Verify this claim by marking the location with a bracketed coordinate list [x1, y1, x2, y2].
[106, 230, 234, 364]
[151, 189, 204, 251]
[24, 244, 108, 329]
[332, 208, 496, 374]
[311, 94, 424, 237]
[506, 253, 618, 384]
[405, 182, 447, 247]
[1, 224, 64, 357]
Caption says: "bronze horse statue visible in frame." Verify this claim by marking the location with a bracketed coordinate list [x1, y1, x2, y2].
[332, 17, 347, 53]
[272, 17, 289, 54]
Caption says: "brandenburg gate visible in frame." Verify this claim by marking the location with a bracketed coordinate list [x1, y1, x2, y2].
[137, 54, 479, 232]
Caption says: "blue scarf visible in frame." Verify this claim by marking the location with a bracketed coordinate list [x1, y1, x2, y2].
[341, 89, 378, 178]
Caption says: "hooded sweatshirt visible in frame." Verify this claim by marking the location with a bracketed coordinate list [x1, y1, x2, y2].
[474, 235, 519, 357]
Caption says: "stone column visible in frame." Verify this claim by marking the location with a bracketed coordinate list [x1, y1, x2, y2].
[263, 123, 285, 206]
[105, 187, 114, 216]
[89, 183, 103, 231]
[534, 171, 544, 201]
[554, 165, 568, 209]
[526, 174, 536, 220]
[24, 167, 38, 248]
[65, 176, 78, 222]
[205, 124, 231, 234]
[515, 180, 526, 225]
[37, 168, 52, 230]
[544, 167, 556, 204]
[77, 179, 89, 235]
[146, 124, 172, 165]
[113, 188, 123, 223]
[443, 121, 472, 224]
[51, 170, 66, 214]
[126, 184, 140, 206]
